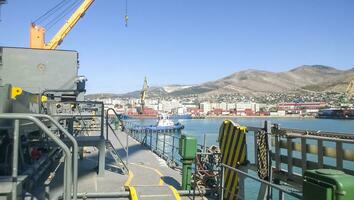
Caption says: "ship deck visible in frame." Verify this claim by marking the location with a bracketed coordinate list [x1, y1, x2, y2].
[33, 129, 201, 200]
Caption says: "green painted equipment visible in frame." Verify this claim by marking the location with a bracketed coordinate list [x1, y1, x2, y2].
[179, 135, 197, 159]
[303, 169, 354, 200]
[179, 135, 197, 190]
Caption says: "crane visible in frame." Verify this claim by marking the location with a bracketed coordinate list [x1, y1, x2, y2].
[346, 80, 354, 101]
[30, 0, 95, 49]
[30, 0, 128, 49]
[140, 77, 149, 113]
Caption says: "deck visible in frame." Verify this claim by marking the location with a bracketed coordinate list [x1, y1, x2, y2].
[32, 128, 200, 200]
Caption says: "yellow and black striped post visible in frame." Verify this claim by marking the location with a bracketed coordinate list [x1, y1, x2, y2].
[218, 120, 247, 200]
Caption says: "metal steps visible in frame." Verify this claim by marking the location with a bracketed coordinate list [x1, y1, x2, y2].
[105, 140, 129, 174]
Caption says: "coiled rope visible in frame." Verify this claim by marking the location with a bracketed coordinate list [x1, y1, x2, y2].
[256, 130, 269, 180]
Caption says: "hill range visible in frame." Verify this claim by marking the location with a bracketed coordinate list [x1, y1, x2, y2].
[86, 65, 354, 99]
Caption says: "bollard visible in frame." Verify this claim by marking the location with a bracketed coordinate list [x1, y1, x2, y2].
[179, 135, 197, 190]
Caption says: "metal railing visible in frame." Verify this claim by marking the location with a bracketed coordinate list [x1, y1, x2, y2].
[219, 163, 302, 200]
[105, 108, 129, 171]
[129, 129, 182, 166]
[246, 124, 354, 186]
[32, 114, 79, 200]
[44, 100, 105, 137]
[221, 121, 354, 200]
[126, 125, 211, 169]
[0, 113, 75, 200]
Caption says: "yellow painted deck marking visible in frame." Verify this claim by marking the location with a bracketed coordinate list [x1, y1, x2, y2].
[127, 186, 138, 200]
[124, 171, 134, 187]
[140, 194, 173, 197]
[169, 186, 181, 200]
[130, 163, 164, 186]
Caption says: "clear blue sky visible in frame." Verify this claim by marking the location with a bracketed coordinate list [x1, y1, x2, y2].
[1, 0, 354, 93]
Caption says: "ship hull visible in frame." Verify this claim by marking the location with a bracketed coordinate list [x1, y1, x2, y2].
[316, 108, 354, 119]
[131, 124, 184, 132]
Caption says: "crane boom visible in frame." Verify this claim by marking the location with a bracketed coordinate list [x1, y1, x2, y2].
[346, 80, 354, 101]
[30, 0, 94, 49]
[140, 77, 148, 112]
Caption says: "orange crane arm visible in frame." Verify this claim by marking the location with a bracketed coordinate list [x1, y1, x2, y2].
[30, 0, 94, 49]
[346, 80, 354, 100]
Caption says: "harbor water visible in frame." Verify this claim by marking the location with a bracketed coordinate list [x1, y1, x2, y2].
[138, 117, 354, 146]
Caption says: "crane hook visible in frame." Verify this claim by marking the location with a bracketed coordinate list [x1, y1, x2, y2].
[124, 0, 128, 27]
[124, 15, 128, 27]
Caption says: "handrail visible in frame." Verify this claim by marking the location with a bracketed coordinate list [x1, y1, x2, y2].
[105, 108, 128, 153]
[0, 113, 72, 200]
[105, 108, 129, 171]
[105, 108, 122, 138]
[107, 123, 126, 150]
[247, 125, 354, 141]
[12, 119, 19, 200]
[220, 163, 302, 199]
[31, 114, 79, 200]
[128, 130, 182, 166]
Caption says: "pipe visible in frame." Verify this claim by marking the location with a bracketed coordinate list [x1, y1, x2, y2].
[0, 114, 72, 200]
[105, 109, 109, 140]
[179, 189, 207, 196]
[32, 114, 79, 200]
[126, 132, 129, 166]
[75, 190, 206, 199]
[76, 192, 130, 198]
[100, 102, 104, 138]
[12, 120, 19, 200]
[203, 133, 207, 153]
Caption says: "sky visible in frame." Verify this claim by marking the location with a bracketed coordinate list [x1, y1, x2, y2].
[0, 0, 354, 93]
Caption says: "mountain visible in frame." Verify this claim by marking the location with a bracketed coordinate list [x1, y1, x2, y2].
[86, 65, 354, 99]
[86, 85, 193, 99]
[166, 65, 348, 96]
[301, 67, 354, 92]
[163, 85, 194, 93]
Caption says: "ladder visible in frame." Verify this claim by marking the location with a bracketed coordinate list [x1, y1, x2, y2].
[105, 139, 129, 174]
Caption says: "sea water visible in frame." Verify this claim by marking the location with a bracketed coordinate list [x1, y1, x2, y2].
[180, 117, 354, 145]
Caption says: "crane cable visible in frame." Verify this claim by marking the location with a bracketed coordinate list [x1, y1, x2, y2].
[33, 0, 71, 25]
[34, 0, 128, 28]
[45, 0, 82, 31]
[124, 0, 128, 27]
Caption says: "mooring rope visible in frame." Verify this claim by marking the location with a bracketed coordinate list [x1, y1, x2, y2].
[256, 130, 269, 180]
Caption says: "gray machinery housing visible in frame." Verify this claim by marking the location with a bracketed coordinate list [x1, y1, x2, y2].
[0, 47, 83, 94]
[0, 47, 92, 199]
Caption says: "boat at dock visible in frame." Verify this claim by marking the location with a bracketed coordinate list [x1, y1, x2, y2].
[316, 108, 354, 119]
[129, 113, 184, 132]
